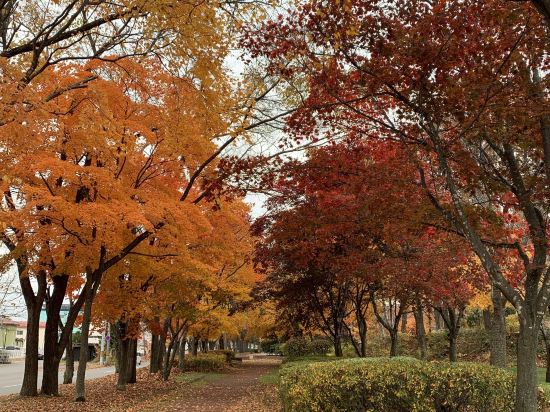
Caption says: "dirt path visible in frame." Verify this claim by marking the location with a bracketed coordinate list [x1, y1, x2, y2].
[143, 358, 282, 412]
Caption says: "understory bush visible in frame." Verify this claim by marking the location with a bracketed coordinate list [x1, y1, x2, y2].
[181, 353, 226, 372]
[209, 349, 236, 363]
[279, 357, 548, 411]
[285, 336, 332, 358]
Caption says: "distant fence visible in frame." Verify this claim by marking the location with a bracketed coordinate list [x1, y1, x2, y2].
[0, 348, 24, 363]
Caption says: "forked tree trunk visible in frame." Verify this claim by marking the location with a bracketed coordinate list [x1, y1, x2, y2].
[19, 270, 46, 397]
[41, 274, 68, 395]
[371, 293, 405, 358]
[437, 306, 463, 362]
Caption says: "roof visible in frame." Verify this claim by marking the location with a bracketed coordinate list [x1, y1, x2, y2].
[0, 318, 20, 326]
[16, 321, 47, 328]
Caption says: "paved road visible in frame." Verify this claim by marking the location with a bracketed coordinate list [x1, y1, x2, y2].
[0, 361, 118, 395]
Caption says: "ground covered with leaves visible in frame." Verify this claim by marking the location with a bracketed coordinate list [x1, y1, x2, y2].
[0, 358, 282, 412]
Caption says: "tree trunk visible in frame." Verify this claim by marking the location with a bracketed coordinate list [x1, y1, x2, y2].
[41, 274, 68, 395]
[63, 332, 74, 384]
[178, 335, 186, 370]
[515, 321, 539, 412]
[483, 309, 492, 330]
[116, 332, 130, 391]
[74, 271, 95, 402]
[401, 313, 408, 333]
[157, 320, 169, 371]
[414, 303, 427, 360]
[437, 306, 463, 363]
[489, 285, 507, 367]
[127, 338, 137, 384]
[449, 331, 458, 362]
[358, 320, 367, 357]
[389, 330, 398, 357]
[19, 271, 46, 397]
[333, 334, 343, 357]
[192, 336, 198, 356]
[545, 334, 550, 383]
[150, 333, 159, 374]
[20, 301, 41, 396]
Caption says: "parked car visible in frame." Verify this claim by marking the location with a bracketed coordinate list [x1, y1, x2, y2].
[136, 352, 142, 365]
[37, 352, 44, 360]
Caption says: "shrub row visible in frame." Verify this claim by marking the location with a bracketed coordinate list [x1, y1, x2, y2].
[283, 337, 332, 358]
[181, 353, 227, 372]
[209, 349, 236, 363]
[279, 357, 548, 411]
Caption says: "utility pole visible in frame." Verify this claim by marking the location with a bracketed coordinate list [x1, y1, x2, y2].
[105, 323, 111, 363]
[100, 321, 106, 365]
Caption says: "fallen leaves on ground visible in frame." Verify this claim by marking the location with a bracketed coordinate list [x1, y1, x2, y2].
[0, 359, 282, 412]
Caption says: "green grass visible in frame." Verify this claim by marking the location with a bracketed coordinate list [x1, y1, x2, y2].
[175, 371, 224, 386]
[259, 367, 279, 384]
[536, 368, 550, 397]
[508, 366, 550, 398]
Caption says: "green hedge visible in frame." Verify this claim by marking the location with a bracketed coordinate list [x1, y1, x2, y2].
[279, 357, 548, 411]
[182, 353, 226, 372]
[284, 337, 332, 358]
[209, 349, 236, 363]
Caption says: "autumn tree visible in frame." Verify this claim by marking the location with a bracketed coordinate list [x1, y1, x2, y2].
[244, 1, 549, 409]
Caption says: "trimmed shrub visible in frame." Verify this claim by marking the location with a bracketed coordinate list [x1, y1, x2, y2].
[182, 353, 226, 372]
[209, 349, 235, 363]
[286, 337, 310, 358]
[279, 357, 548, 412]
[285, 337, 332, 358]
[309, 337, 332, 356]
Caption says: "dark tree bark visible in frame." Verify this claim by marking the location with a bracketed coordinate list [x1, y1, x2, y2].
[150, 330, 160, 374]
[41, 274, 68, 395]
[436, 306, 464, 362]
[63, 331, 74, 384]
[127, 338, 137, 384]
[157, 319, 169, 372]
[310, 283, 350, 357]
[116, 325, 130, 391]
[372, 293, 406, 357]
[162, 321, 186, 381]
[516, 320, 539, 412]
[75, 269, 96, 402]
[19, 270, 46, 397]
[489, 285, 507, 367]
[191, 336, 199, 356]
[413, 300, 427, 360]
